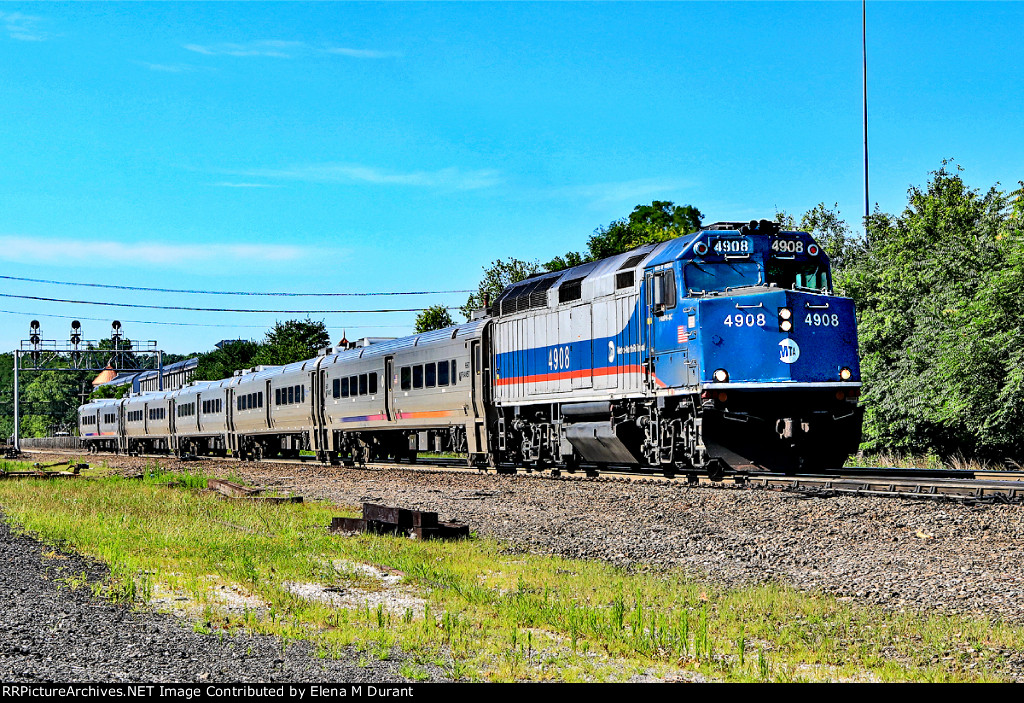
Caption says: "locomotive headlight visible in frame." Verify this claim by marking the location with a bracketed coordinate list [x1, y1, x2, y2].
[840, 367, 853, 381]
[713, 368, 729, 383]
[778, 307, 793, 332]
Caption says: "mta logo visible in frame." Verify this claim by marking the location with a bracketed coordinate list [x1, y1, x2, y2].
[779, 339, 800, 364]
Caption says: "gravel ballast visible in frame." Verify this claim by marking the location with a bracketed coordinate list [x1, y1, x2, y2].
[4, 451, 1024, 682]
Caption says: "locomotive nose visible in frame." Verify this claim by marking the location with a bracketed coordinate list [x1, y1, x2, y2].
[698, 290, 861, 386]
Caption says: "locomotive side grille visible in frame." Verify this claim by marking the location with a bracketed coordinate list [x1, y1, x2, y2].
[558, 278, 583, 304]
[499, 276, 558, 315]
[618, 253, 646, 270]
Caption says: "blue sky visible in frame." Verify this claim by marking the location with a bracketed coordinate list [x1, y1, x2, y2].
[1, 2, 1021, 355]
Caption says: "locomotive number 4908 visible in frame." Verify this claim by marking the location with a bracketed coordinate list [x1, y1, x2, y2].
[713, 239, 749, 253]
[805, 313, 840, 327]
[548, 345, 571, 371]
[723, 313, 767, 328]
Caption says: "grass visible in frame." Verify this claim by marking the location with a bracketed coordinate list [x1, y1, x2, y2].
[850, 451, 1021, 472]
[0, 460, 1022, 681]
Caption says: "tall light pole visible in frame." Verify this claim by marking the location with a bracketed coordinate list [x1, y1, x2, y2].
[863, 0, 870, 231]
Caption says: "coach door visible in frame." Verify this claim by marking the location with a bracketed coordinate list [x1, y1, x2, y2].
[470, 341, 487, 418]
[384, 356, 394, 422]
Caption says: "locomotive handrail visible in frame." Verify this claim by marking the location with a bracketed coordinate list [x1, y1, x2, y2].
[804, 301, 831, 309]
[734, 302, 764, 309]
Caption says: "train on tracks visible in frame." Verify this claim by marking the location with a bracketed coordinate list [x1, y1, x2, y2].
[78, 220, 863, 479]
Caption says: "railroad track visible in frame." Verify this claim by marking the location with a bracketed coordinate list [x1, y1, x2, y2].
[16, 448, 1024, 505]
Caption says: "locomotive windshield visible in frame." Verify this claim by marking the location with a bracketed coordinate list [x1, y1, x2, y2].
[765, 259, 830, 292]
[684, 261, 762, 295]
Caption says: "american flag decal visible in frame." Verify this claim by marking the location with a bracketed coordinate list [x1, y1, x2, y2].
[677, 325, 686, 343]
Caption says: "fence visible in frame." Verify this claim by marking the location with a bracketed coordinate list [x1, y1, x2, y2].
[19, 436, 84, 451]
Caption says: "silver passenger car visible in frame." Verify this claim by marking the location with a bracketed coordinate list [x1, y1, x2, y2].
[123, 391, 174, 453]
[170, 378, 234, 455]
[78, 397, 123, 452]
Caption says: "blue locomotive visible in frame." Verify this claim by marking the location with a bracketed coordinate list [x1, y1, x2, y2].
[489, 219, 862, 477]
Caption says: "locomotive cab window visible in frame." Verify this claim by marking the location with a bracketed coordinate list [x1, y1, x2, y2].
[683, 261, 761, 296]
[766, 259, 830, 293]
[649, 270, 678, 313]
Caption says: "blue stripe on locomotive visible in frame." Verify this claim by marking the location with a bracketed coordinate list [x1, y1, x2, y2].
[493, 304, 648, 385]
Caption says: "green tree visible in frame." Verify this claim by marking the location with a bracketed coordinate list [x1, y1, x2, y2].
[842, 163, 1023, 459]
[88, 383, 130, 401]
[584, 201, 704, 262]
[415, 305, 455, 333]
[20, 369, 87, 437]
[461, 258, 543, 319]
[253, 319, 331, 367]
[192, 340, 262, 381]
[0, 353, 13, 440]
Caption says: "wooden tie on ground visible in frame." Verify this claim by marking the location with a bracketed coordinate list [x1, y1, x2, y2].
[0, 461, 86, 480]
[207, 477, 303, 503]
[331, 503, 470, 540]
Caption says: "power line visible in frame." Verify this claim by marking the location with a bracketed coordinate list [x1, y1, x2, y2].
[0, 293, 461, 314]
[0, 310, 411, 330]
[0, 274, 473, 297]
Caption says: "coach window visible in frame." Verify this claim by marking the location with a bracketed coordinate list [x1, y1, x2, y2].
[401, 367, 411, 391]
[359, 374, 368, 396]
[413, 365, 423, 389]
[258, 392, 264, 408]
[340, 377, 348, 398]
[285, 386, 292, 404]
[275, 389, 281, 405]
[369, 372, 378, 395]
[438, 361, 449, 386]
[425, 362, 436, 388]
[451, 360, 457, 385]
[332, 379, 340, 398]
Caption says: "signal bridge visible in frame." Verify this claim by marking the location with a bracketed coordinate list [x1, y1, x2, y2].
[9, 319, 165, 455]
